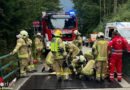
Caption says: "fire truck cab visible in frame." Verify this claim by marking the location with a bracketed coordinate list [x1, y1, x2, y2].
[41, 11, 78, 50]
[105, 22, 130, 52]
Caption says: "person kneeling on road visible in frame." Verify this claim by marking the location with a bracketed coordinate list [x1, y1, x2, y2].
[71, 55, 86, 79]
[81, 50, 95, 80]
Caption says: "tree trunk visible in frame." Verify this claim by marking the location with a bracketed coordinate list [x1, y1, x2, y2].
[104, 0, 106, 16]
[114, 0, 118, 13]
[100, 0, 101, 23]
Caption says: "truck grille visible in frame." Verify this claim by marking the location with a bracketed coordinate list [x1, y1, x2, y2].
[62, 34, 72, 39]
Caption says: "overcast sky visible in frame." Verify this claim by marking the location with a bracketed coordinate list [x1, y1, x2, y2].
[60, 0, 74, 12]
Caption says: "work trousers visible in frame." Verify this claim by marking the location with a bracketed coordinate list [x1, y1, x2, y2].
[20, 58, 28, 75]
[53, 59, 68, 79]
[109, 54, 122, 81]
[95, 61, 107, 80]
[36, 49, 42, 62]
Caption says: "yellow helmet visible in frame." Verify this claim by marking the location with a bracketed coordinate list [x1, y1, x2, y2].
[74, 30, 81, 35]
[20, 30, 28, 38]
[54, 29, 62, 37]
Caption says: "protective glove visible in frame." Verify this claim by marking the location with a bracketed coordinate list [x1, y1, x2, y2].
[78, 43, 81, 46]
[62, 60, 67, 68]
[68, 64, 73, 70]
[28, 61, 31, 65]
[28, 44, 31, 47]
[10, 52, 15, 55]
[59, 48, 64, 53]
[78, 61, 84, 65]
[42, 49, 45, 53]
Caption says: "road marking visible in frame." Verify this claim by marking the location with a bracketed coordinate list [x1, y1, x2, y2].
[118, 78, 130, 88]
[81, 81, 87, 88]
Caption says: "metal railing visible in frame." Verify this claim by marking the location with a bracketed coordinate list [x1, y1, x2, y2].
[0, 54, 20, 81]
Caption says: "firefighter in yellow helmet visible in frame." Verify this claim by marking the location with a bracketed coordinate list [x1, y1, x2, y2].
[11, 30, 31, 76]
[34, 32, 44, 62]
[72, 30, 83, 54]
[51, 29, 68, 81]
[92, 32, 109, 82]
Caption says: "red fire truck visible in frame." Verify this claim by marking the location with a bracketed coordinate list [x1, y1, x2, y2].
[33, 11, 78, 50]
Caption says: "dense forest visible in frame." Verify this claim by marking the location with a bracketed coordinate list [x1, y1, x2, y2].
[1, 0, 130, 54]
[72, 0, 130, 35]
[0, 0, 61, 55]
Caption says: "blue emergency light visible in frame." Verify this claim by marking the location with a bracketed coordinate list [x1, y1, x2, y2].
[68, 10, 75, 15]
[69, 11, 75, 15]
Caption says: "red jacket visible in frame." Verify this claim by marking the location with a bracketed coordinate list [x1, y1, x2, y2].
[108, 36, 128, 54]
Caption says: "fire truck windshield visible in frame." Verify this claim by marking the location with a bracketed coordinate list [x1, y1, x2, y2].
[46, 16, 76, 29]
[118, 29, 130, 39]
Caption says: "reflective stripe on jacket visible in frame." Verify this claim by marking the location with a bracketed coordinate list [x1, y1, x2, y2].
[93, 39, 109, 61]
[13, 38, 30, 58]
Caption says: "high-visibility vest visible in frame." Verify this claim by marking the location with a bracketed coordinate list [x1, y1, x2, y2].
[51, 37, 60, 52]
[96, 40, 108, 61]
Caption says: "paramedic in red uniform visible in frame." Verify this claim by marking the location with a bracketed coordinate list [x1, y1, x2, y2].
[108, 30, 128, 82]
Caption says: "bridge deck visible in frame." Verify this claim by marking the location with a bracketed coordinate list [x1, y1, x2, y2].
[19, 74, 121, 90]
[12, 47, 130, 90]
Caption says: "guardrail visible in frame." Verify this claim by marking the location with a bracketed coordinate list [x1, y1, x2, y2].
[0, 54, 20, 81]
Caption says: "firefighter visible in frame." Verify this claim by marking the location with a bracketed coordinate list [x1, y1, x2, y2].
[71, 55, 86, 79]
[84, 50, 94, 61]
[34, 32, 44, 63]
[81, 50, 95, 78]
[11, 30, 31, 76]
[26, 37, 35, 72]
[65, 43, 80, 76]
[92, 32, 109, 82]
[108, 30, 128, 82]
[42, 51, 54, 72]
[66, 43, 80, 63]
[51, 29, 68, 81]
[72, 30, 83, 54]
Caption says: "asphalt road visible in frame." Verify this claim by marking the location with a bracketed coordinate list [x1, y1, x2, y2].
[13, 46, 130, 90]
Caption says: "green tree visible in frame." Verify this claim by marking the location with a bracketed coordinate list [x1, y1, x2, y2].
[72, 0, 128, 35]
[0, 0, 61, 55]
